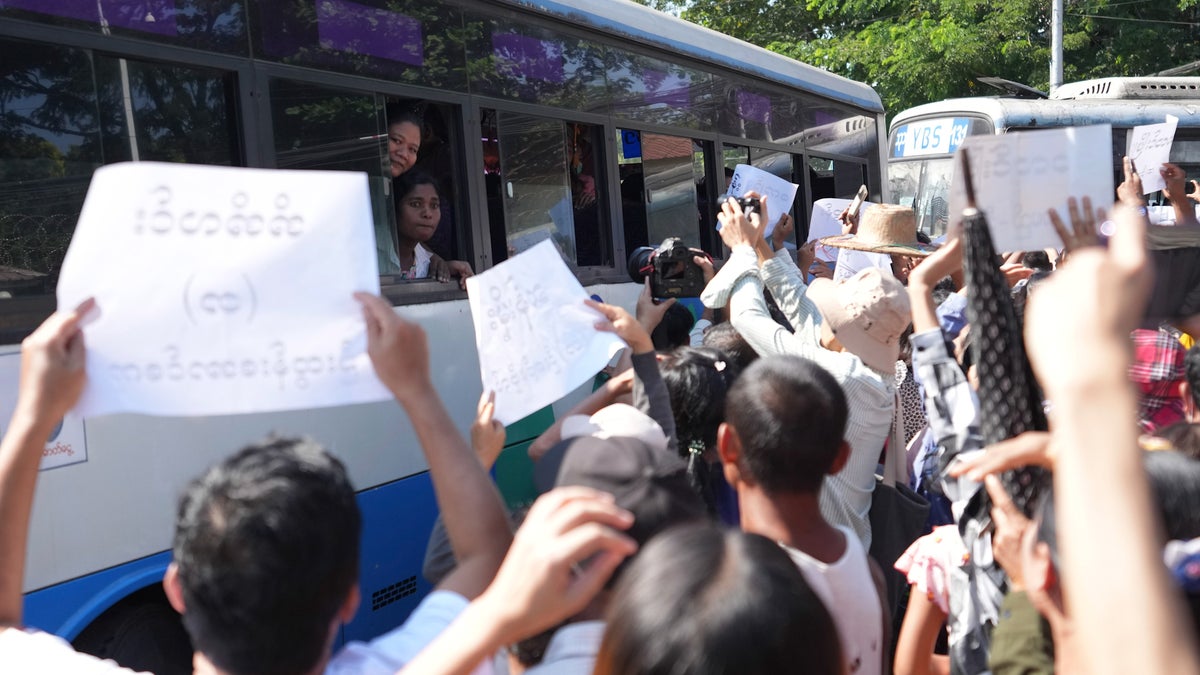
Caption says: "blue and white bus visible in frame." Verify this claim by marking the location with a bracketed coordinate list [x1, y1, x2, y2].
[0, 0, 885, 668]
[887, 76, 1200, 236]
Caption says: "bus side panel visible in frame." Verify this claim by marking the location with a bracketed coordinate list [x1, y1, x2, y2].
[22, 551, 172, 640]
[342, 471, 438, 644]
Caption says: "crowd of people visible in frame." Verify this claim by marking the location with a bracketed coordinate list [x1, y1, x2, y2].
[5, 151, 1200, 675]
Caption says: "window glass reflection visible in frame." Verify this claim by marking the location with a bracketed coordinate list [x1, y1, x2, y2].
[0, 38, 239, 310]
[609, 51, 714, 129]
[253, 0, 465, 89]
[465, 15, 607, 111]
[0, 0, 247, 53]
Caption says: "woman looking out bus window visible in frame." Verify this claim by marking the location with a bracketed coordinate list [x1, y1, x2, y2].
[394, 171, 473, 288]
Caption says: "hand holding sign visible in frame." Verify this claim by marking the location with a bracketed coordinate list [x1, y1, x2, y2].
[466, 240, 624, 425]
[726, 164, 798, 237]
[1126, 115, 1178, 194]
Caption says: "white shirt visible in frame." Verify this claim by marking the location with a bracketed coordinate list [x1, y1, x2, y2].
[0, 590, 475, 675]
[781, 527, 883, 675]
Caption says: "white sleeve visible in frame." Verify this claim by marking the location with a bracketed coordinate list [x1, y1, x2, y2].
[0, 628, 146, 675]
[326, 590, 480, 675]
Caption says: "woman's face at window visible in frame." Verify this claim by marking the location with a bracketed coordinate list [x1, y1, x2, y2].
[397, 183, 440, 243]
[388, 121, 421, 178]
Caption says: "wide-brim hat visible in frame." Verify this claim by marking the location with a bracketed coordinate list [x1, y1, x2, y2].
[806, 267, 911, 373]
[818, 204, 936, 257]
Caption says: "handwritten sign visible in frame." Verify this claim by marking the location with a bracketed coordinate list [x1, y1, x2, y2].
[807, 198, 879, 263]
[1127, 115, 1179, 194]
[727, 164, 799, 237]
[466, 240, 624, 425]
[56, 162, 391, 417]
[948, 125, 1114, 253]
[0, 353, 88, 471]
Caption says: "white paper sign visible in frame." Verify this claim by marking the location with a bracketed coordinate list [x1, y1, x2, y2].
[948, 125, 1114, 253]
[466, 240, 624, 425]
[1127, 115, 1179, 194]
[57, 162, 391, 417]
[807, 198, 879, 263]
[0, 353, 88, 471]
[728, 164, 799, 237]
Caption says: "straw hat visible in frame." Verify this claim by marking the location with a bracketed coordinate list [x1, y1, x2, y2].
[818, 204, 936, 257]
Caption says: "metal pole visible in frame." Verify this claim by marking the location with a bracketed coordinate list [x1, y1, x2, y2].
[1050, 0, 1064, 94]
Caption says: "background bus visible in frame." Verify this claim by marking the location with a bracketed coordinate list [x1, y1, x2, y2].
[887, 76, 1200, 236]
[0, 0, 884, 669]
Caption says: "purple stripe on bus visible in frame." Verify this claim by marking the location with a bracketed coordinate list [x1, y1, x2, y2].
[316, 0, 423, 67]
[736, 90, 771, 125]
[2, 0, 177, 36]
[492, 32, 565, 84]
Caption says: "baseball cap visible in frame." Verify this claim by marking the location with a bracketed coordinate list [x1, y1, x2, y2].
[534, 434, 706, 548]
[806, 267, 911, 373]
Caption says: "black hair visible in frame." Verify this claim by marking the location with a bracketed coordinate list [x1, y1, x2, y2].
[650, 303, 696, 351]
[594, 523, 841, 675]
[386, 107, 423, 131]
[1144, 449, 1200, 542]
[1185, 346, 1200, 412]
[394, 169, 440, 203]
[1023, 250, 1052, 272]
[659, 347, 742, 514]
[172, 437, 361, 675]
[1035, 488, 1059, 570]
[725, 355, 848, 493]
[701, 321, 759, 371]
[1154, 422, 1200, 461]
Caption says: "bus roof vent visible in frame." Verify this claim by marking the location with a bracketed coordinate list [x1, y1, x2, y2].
[1052, 77, 1200, 100]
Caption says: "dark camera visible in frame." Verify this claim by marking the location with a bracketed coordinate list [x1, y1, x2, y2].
[627, 237, 710, 298]
[720, 194, 760, 219]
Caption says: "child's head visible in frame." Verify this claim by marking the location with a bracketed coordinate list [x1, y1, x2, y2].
[719, 355, 849, 494]
[393, 170, 441, 244]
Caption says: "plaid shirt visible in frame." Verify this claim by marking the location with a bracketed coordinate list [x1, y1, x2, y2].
[1130, 328, 1187, 433]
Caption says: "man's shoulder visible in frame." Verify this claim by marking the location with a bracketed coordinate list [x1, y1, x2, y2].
[1, 627, 147, 675]
[523, 621, 606, 675]
[326, 590, 470, 675]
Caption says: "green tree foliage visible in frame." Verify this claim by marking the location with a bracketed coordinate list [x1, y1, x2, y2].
[634, 0, 1200, 116]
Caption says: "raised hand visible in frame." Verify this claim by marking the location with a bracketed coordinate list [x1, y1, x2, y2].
[354, 292, 431, 404]
[586, 297, 654, 354]
[1048, 196, 1103, 258]
[471, 390, 505, 470]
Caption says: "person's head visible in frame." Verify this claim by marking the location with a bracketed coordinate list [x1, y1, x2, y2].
[164, 437, 361, 675]
[394, 170, 441, 245]
[387, 111, 423, 178]
[659, 347, 742, 512]
[1144, 449, 1200, 542]
[1182, 345, 1200, 422]
[719, 355, 850, 495]
[1152, 422, 1200, 460]
[650, 303, 696, 351]
[701, 321, 758, 371]
[1023, 250, 1053, 272]
[808, 267, 911, 372]
[535, 432, 706, 581]
[594, 523, 842, 675]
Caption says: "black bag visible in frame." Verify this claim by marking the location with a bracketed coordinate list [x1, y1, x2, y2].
[869, 401, 931, 624]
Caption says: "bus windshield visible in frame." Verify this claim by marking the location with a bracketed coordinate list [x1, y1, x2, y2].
[889, 156, 954, 238]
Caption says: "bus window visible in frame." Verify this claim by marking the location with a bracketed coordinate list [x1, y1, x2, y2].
[269, 80, 394, 272]
[483, 110, 609, 267]
[618, 130, 710, 253]
[0, 37, 238, 339]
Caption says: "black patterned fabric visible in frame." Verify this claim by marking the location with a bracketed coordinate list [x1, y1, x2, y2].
[961, 209, 1050, 515]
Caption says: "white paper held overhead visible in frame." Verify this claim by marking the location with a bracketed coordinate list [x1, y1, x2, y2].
[726, 164, 799, 237]
[56, 162, 391, 417]
[948, 125, 1114, 253]
[1127, 115, 1179, 194]
[465, 240, 625, 426]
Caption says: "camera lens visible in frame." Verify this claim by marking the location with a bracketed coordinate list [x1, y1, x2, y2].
[627, 246, 655, 284]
